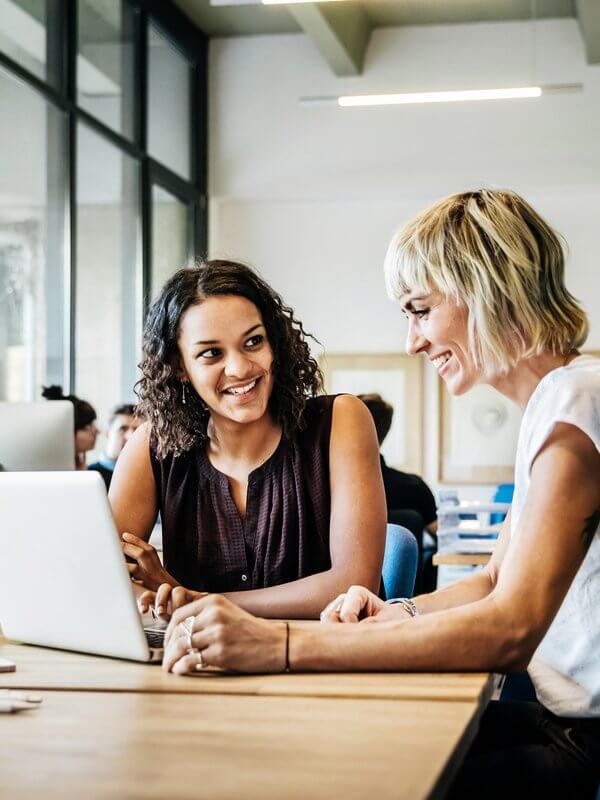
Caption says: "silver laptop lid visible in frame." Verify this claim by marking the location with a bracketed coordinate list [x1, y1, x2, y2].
[0, 401, 75, 471]
[0, 471, 152, 661]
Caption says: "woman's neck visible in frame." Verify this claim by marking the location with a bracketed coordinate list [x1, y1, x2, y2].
[488, 351, 579, 410]
[206, 412, 282, 472]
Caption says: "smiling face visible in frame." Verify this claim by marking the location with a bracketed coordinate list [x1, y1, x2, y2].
[177, 294, 275, 427]
[401, 290, 481, 395]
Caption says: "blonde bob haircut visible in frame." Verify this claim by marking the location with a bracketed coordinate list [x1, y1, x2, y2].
[384, 189, 588, 374]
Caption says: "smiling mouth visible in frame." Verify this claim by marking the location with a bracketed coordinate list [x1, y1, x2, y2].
[431, 353, 452, 371]
[223, 377, 260, 396]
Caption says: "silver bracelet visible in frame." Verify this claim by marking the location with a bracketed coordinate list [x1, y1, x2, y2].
[385, 597, 419, 617]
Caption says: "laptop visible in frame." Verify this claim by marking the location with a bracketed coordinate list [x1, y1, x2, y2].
[0, 471, 165, 662]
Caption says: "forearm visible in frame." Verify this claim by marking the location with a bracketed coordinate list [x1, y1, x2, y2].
[224, 566, 380, 620]
[411, 567, 495, 614]
[291, 594, 530, 673]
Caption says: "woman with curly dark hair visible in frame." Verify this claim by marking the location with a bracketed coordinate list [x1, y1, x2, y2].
[109, 260, 386, 619]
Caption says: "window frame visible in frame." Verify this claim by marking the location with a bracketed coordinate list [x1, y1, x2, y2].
[0, 0, 207, 396]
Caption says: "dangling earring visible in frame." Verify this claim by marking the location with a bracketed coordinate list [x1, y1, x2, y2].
[181, 382, 188, 405]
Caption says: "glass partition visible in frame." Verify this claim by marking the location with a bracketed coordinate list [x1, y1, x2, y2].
[77, 0, 136, 138]
[148, 23, 191, 180]
[75, 122, 140, 423]
[151, 185, 192, 301]
[0, 68, 66, 401]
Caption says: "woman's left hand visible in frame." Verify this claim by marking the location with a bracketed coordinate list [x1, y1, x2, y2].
[163, 594, 287, 675]
[122, 532, 177, 591]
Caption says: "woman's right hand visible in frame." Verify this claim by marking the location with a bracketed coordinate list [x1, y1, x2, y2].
[138, 583, 206, 620]
[319, 585, 387, 623]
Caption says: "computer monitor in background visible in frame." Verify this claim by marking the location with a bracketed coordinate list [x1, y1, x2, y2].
[0, 401, 75, 471]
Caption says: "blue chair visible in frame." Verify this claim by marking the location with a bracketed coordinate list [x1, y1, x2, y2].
[382, 523, 419, 600]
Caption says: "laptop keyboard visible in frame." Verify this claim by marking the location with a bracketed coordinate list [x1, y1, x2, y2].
[144, 627, 166, 648]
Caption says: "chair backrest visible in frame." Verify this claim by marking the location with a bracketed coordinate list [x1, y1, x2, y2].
[382, 523, 419, 601]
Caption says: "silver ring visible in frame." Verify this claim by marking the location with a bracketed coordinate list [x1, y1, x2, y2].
[182, 615, 196, 653]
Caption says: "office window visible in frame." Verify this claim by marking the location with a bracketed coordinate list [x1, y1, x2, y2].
[0, 0, 61, 87]
[148, 23, 192, 180]
[77, 0, 136, 138]
[0, 68, 66, 401]
[151, 185, 192, 301]
[75, 123, 140, 422]
[0, 3, 206, 410]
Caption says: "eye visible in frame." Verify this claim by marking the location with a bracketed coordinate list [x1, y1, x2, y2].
[245, 334, 264, 348]
[196, 347, 221, 360]
[412, 308, 429, 319]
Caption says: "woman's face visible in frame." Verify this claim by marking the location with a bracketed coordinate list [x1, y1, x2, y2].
[177, 295, 275, 426]
[75, 421, 98, 454]
[400, 289, 479, 395]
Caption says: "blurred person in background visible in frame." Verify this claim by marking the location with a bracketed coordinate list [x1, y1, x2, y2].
[358, 392, 437, 534]
[89, 404, 143, 490]
[41, 385, 98, 470]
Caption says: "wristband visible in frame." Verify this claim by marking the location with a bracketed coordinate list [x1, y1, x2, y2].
[284, 621, 291, 672]
[386, 597, 419, 617]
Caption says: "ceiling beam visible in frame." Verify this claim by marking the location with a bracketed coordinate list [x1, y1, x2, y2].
[287, 1, 371, 76]
[576, 0, 600, 63]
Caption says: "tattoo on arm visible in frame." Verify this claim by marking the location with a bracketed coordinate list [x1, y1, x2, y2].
[581, 506, 600, 550]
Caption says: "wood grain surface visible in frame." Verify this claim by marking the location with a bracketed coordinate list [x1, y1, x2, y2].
[0, 637, 493, 703]
[0, 690, 482, 800]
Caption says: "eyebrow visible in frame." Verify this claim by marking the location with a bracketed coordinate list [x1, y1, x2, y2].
[401, 295, 429, 312]
[192, 323, 264, 347]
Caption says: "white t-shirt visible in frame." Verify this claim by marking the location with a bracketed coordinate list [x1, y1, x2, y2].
[511, 354, 600, 717]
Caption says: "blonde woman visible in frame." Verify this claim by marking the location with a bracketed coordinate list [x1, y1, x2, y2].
[159, 191, 600, 798]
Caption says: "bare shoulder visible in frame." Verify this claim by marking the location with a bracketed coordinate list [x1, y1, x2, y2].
[109, 422, 154, 499]
[331, 394, 373, 428]
[330, 394, 379, 452]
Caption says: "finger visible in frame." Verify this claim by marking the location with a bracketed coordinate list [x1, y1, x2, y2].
[122, 532, 152, 550]
[137, 590, 156, 614]
[122, 543, 145, 561]
[162, 625, 213, 672]
[165, 594, 229, 648]
[154, 583, 174, 618]
[164, 596, 211, 647]
[171, 586, 193, 612]
[338, 588, 368, 623]
[127, 562, 140, 576]
[319, 594, 345, 624]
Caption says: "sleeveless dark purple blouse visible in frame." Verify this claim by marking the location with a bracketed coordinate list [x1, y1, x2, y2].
[149, 395, 335, 593]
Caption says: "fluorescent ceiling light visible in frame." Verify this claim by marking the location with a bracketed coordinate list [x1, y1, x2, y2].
[338, 86, 542, 107]
[262, 0, 345, 3]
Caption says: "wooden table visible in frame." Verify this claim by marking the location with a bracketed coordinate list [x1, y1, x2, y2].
[0, 636, 494, 799]
[0, 690, 485, 800]
[433, 553, 491, 567]
[0, 638, 493, 703]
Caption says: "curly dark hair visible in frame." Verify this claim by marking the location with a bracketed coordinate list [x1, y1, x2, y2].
[136, 259, 323, 459]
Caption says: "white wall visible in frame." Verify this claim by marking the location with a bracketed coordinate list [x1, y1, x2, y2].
[207, 19, 600, 495]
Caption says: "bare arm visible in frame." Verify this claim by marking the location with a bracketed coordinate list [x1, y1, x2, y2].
[292, 422, 600, 671]
[163, 422, 600, 675]
[223, 395, 387, 619]
[108, 424, 181, 590]
[108, 422, 158, 540]
[411, 508, 511, 614]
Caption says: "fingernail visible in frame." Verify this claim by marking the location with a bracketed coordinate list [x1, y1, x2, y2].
[157, 605, 164, 615]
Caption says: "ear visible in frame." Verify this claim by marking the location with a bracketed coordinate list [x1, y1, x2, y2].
[172, 354, 188, 382]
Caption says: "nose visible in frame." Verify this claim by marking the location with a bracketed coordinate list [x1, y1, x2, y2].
[224, 349, 254, 378]
[406, 317, 427, 357]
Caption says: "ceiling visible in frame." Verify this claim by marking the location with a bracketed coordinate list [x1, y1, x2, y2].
[174, 0, 575, 37]
[173, 0, 599, 75]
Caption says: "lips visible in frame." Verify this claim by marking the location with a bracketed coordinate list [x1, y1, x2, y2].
[222, 377, 260, 396]
[431, 352, 452, 371]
